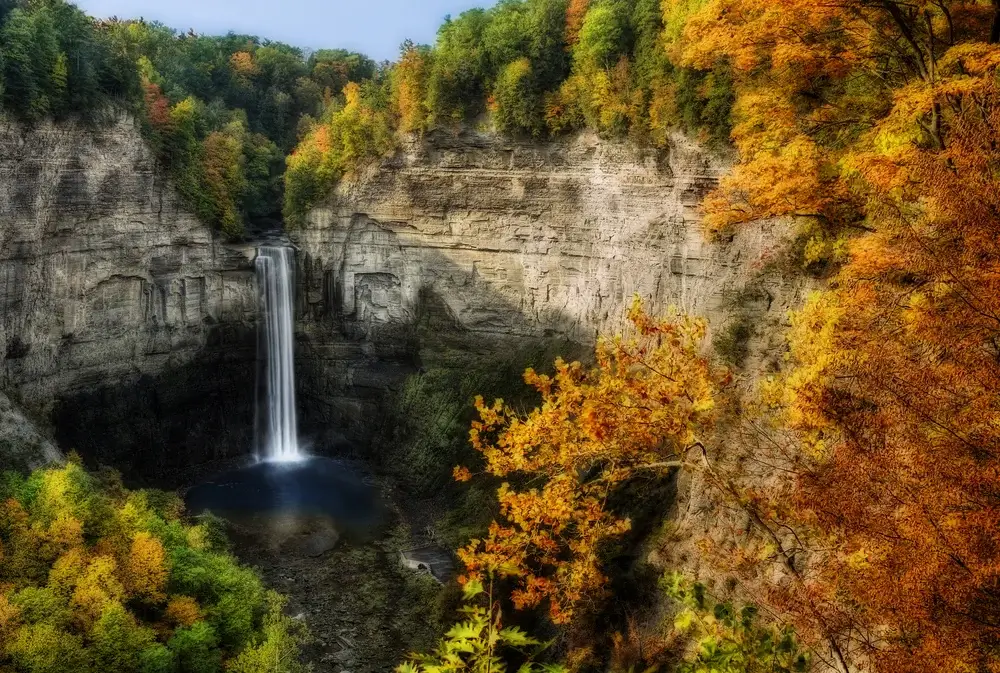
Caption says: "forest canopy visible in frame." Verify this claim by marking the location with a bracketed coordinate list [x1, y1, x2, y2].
[0, 461, 307, 673]
[0, 0, 376, 237]
[0, 0, 739, 232]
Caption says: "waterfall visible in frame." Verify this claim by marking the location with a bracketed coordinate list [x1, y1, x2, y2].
[255, 246, 301, 462]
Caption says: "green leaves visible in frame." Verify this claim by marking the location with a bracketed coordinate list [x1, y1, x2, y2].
[1, 464, 297, 673]
[574, 2, 628, 71]
[662, 574, 811, 673]
[397, 581, 560, 673]
[462, 579, 485, 600]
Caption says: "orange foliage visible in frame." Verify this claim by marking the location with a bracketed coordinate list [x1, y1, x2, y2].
[779, 76, 1000, 673]
[166, 595, 201, 627]
[676, 0, 997, 233]
[229, 50, 260, 79]
[143, 81, 173, 133]
[565, 0, 590, 47]
[674, 2, 1000, 671]
[457, 300, 724, 624]
[124, 532, 168, 603]
[393, 43, 431, 135]
[70, 555, 124, 628]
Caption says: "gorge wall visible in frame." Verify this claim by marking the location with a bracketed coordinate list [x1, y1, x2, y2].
[0, 117, 804, 481]
[0, 115, 258, 480]
[293, 128, 804, 445]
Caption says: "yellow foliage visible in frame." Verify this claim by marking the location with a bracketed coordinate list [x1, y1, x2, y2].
[393, 44, 431, 135]
[0, 464, 290, 669]
[458, 299, 724, 624]
[0, 593, 19, 633]
[230, 51, 260, 79]
[166, 595, 201, 627]
[70, 555, 124, 628]
[124, 532, 168, 603]
[48, 547, 89, 598]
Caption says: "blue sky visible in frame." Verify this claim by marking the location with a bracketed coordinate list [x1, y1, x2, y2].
[74, 0, 497, 61]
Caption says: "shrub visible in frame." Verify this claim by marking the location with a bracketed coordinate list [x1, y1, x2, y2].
[397, 579, 565, 673]
[662, 573, 810, 673]
[0, 462, 306, 673]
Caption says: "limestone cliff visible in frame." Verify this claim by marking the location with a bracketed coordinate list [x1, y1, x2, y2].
[0, 390, 61, 473]
[293, 128, 803, 441]
[0, 115, 258, 478]
[0, 117, 803, 483]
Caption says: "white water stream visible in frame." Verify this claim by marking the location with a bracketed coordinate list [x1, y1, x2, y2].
[255, 246, 301, 462]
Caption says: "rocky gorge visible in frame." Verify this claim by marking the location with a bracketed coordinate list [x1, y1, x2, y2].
[0, 113, 810, 672]
[0, 115, 802, 479]
[294, 127, 803, 450]
[0, 114, 258, 479]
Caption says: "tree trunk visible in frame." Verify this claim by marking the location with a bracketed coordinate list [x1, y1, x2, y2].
[991, 0, 1000, 43]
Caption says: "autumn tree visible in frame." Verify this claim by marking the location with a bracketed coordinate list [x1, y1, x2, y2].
[666, 2, 1000, 672]
[456, 301, 724, 624]
[0, 463, 305, 672]
[284, 81, 395, 227]
[564, 0, 589, 46]
[392, 41, 432, 135]
[124, 532, 168, 603]
[201, 121, 249, 238]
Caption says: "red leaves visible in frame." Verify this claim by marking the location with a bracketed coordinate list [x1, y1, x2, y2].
[142, 82, 172, 133]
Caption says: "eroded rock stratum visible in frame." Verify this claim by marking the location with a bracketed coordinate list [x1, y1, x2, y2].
[0, 118, 803, 478]
[0, 115, 257, 477]
[294, 128, 804, 441]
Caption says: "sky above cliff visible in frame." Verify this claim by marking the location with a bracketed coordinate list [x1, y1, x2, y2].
[74, 0, 497, 61]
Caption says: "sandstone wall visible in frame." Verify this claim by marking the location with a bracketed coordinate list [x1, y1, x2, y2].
[0, 117, 805, 479]
[293, 129, 803, 440]
[0, 115, 258, 478]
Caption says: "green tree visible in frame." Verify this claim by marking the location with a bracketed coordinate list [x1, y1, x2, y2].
[482, 1, 533, 75]
[492, 58, 544, 136]
[573, 1, 628, 71]
[242, 131, 284, 218]
[168, 622, 222, 673]
[524, 0, 570, 91]
[201, 120, 249, 238]
[7, 622, 91, 673]
[138, 645, 176, 673]
[426, 9, 492, 124]
[228, 595, 310, 673]
[0, 5, 60, 120]
[91, 602, 156, 673]
[9, 587, 71, 628]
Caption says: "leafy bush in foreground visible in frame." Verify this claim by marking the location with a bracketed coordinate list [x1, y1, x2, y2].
[0, 461, 308, 673]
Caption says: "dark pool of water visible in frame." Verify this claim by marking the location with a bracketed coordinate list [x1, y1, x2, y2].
[184, 456, 384, 540]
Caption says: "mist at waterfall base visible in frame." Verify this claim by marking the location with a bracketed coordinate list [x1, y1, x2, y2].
[185, 245, 382, 545]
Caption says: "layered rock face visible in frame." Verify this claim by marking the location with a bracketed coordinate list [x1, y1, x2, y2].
[0, 115, 257, 479]
[0, 117, 802, 479]
[294, 129, 801, 440]
[0, 390, 62, 473]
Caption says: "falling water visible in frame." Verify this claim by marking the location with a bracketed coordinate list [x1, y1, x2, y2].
[255, 246, 301, 462]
